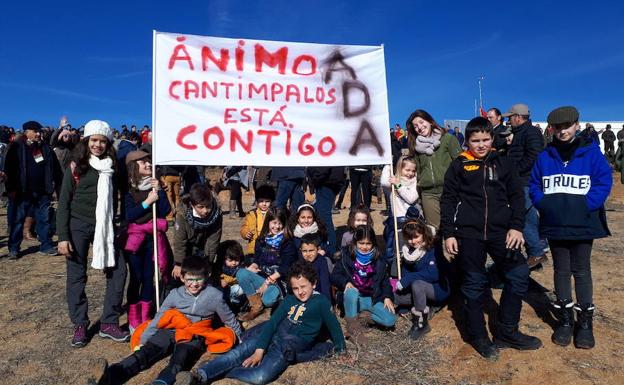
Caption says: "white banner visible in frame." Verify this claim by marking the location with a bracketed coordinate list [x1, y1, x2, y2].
[152, 31, 391, 166]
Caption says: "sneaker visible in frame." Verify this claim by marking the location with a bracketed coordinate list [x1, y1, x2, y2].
[176, 370, 204, 385]
[527, 254, 547, 269]
[7, 251, 19, 260]
[39, 247, 59, 256]
[71, 323, 89, 348]
[99, 323, 130, 342]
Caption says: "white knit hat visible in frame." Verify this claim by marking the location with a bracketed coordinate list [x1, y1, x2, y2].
[84, 120, 113, 140]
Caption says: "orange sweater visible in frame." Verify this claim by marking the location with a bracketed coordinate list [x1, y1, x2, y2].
[131, 309, 236, 353]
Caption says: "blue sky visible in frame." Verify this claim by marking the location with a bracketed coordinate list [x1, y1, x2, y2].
[1, 0, 623, 130]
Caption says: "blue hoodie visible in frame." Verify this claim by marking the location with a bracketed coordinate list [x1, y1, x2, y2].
[529, 139, 611, 240]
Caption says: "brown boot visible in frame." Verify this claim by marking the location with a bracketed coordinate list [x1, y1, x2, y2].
[358, 310, 374, 327]
[23, 216, 36, 240]
[239, 294, 264, 322]
[345, 317, 368, 345]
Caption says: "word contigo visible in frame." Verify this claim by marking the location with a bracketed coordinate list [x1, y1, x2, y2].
[176, 125, 336, 157]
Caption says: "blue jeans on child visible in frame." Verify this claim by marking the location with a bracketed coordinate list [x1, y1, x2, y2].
[343, 288, 396, 327]
[236, 269, 281, 307]
[196, 321, 333, 385]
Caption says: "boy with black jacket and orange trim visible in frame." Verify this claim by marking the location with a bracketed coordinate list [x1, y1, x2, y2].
[529, 106, 612, 350]
[440, 117, 542, 361]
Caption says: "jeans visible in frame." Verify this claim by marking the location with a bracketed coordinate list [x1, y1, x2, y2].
[7, 192, 54, 253]
[349, 169, 372, 209]
[66, 217, 127, 325]
[275, 179, 304, 212]
[457, 237, 529, 341]
[236, 269, 281, 307]
[550, 239, 593, 304]
[313, 186, 337, 257]
[523, 187, 546, 257]
[127, 237, 155, 303]
[197, 322, 333, 385]
[343, 288, 397, 327]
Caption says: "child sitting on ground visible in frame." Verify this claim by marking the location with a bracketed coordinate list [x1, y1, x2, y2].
[393, 219, 449, 340]
[331, 225, 396, 344]
[176, 261, 346, 385]
[236, 207, 297, 321]
[289, 203, 329, 256]
[298, 233, 332, 301]
[340, 206, 373, 249]
[240, 184, 275, 257]
[89, 257, 242, 385]
[215, 240, 246, 312]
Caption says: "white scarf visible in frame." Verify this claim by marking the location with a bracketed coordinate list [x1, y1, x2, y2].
[414, 131, 441, 155]
[402, 245, 427, 262]
[89, 155, 116, 269]
[294, 222, 319, 238]
[134, 176, 152, 191]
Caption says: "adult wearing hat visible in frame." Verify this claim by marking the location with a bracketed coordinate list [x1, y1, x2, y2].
[502, 104, 547, 268]
[5, 120, 63, 259]
[529, 106, 611, 349]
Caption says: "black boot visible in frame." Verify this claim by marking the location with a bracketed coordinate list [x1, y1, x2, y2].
[408, 308, 431, 340]
[574, 303, 595, 349]
[493, 322, 542, 350]
[470, 337, 499, 361]
[86, 359, 109, 385]
[105, 355, 141, 385]
[552, 299, 574, 346]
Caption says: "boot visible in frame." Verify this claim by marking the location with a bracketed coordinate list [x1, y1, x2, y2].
[128, 303, 141, 333]
[345, 316, 368, 345]
[408, 307, 431, 341]
[86, 358, 109, 385]
[238, 294, 264, 322]
[23, 216, 36, 240]
[574, 303, 595, 349]
[493, 322, 542, 350]
[470, 337, 499, 361]
[551, 299, 574, 346]
[357, 310, 375, 327]
[229, 200, 237, 219]
[139, 300, 153, 323]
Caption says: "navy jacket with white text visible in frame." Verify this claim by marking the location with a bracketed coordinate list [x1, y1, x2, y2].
[529, 139, 611, 239]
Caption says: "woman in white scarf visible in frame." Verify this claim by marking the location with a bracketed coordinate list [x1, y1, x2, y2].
[56, 120, 129, 348]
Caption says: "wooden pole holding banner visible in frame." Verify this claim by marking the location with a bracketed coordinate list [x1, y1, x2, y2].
[151, 30, 161, 311]
[389, 165, 402, 280]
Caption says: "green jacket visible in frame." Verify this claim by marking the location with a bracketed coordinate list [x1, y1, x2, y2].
[173, 201, 222, 264]
[414, 133, 462, 193]
[56, 166, 102, 242]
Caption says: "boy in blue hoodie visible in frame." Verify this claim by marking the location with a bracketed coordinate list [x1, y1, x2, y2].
[529, 106, 612, 350]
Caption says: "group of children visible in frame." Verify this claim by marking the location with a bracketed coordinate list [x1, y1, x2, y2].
[66, 104, 611, 384]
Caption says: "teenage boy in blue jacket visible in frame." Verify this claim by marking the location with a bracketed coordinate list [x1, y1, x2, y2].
[529, 106, 612, 350]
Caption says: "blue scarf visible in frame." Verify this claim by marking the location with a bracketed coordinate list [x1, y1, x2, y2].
[265, 231, 284, 249]
[355, 248, 376, 265]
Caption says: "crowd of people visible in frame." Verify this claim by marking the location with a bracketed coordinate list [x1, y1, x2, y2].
[0, 103, 621, 385]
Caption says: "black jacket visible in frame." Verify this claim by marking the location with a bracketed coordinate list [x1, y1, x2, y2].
[440, 150, 524, 240]
[5, 137, 62, 196]
[506, 120, 544, 185]
[330, 251, 393, 304]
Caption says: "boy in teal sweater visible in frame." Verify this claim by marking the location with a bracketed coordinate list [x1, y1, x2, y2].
[177, 260, 346, 385]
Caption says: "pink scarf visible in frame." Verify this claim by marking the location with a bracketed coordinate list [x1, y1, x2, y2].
[125, 218, 171, 283]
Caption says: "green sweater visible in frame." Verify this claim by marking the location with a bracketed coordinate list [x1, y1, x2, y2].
[56, 166, 101, 242]
[415, 133, 462, 193]
[255, 293, 346, 353]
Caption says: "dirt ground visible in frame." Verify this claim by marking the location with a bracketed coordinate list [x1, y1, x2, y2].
[1, 172, 623, 385]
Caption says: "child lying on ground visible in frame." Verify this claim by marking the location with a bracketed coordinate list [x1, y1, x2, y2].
[176, 260, 346, 385]
[89, 257, 243, 385]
